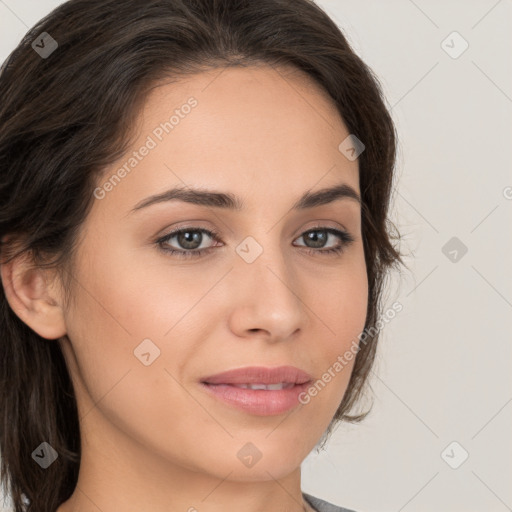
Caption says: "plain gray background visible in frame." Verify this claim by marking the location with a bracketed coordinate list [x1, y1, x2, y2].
[1, 1, 511, 511]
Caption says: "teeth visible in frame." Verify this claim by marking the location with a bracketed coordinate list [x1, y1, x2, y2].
[232, 383, 293, 390]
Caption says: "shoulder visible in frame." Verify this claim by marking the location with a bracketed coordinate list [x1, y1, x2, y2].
[303, 492, 359, 512]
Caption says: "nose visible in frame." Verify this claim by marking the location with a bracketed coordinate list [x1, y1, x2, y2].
[226, 243, 308, 343]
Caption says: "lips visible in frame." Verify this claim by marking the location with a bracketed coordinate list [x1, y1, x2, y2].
[199, 374, 314, 416]
[200, 365, 313, 386]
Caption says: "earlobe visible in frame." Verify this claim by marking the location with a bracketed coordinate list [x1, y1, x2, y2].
[0, 254, 67, 340]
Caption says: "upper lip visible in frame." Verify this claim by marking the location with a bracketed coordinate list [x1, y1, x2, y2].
[201, 365, 313, 385]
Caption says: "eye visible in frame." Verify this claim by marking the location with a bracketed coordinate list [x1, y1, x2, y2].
[293, 227, 355, 256]
[155, 226, 355, 259]
[156, 227, 220, 259]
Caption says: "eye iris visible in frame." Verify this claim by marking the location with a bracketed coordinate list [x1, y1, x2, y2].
[178, 231, 202, 250]
[305, 230, 327, 248]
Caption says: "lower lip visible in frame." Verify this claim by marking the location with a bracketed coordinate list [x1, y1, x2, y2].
[200, 382, 311, 416]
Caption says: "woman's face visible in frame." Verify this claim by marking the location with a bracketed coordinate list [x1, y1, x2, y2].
[57, 65, 368, 483]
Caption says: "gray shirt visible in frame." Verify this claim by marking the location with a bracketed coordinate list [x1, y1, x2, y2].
[303, 492, 357, 512]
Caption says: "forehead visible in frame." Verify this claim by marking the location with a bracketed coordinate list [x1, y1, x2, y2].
[95, 64, 360, 218]
[142, 64, 347, 141]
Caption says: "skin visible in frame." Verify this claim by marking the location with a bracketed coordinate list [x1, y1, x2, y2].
[1, 64, 368, 512]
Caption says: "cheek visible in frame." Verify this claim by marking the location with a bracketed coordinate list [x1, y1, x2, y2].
[314, 255, 368, 345]
[308, 255, 368, 391]
[62, 240, 214, 411]
[61, 250, 201, 454]
[71, 229, 205, 342]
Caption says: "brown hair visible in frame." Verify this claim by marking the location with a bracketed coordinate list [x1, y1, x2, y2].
[0, 0, 404, 510]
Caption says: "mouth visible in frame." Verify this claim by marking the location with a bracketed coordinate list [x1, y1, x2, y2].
[198, 366, 314, 416]
[199, 381, 312, 416]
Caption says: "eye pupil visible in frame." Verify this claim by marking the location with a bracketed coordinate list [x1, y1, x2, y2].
[305, 230, 327, 248]
[178, 231, 202, 249]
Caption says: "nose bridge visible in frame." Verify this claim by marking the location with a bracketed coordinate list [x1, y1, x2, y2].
[230, 232, 305, 333]
[236, 231, 292, 291]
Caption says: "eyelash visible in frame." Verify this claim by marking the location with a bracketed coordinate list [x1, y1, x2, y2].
[155, 226, 355, 260]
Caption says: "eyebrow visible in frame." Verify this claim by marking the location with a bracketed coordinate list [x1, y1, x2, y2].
[129, 182, 361, 214]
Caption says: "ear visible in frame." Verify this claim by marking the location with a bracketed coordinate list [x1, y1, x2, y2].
[0, 250, 67, 340]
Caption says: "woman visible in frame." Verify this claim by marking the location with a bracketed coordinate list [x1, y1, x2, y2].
[0, 1, 404, 511]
